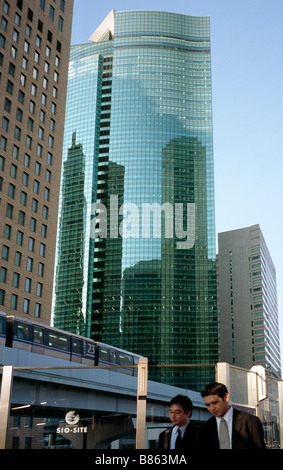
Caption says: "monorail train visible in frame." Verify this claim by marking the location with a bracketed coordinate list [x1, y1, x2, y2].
[0, 312, 141, 375]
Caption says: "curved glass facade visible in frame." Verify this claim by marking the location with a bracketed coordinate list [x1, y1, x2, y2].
[53, 11, 218, 390]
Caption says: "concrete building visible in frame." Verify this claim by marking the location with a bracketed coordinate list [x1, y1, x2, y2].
[217, 224, 281, 378]
[0, 0, 73, 324]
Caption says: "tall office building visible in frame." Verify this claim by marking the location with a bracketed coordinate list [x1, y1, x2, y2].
[0, 0, 73, 324]
[217, 224, 281, 378]
[53, 10, 218, 389]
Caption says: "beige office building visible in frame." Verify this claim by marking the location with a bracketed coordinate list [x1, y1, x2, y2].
[0, 0, 73, 324]
[217, 224, 281, 378]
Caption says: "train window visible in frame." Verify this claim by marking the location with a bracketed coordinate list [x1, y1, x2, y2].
[99, 346, 108, 361]
[48, 332, 69, 351]
[71, 338, 82, 354]
[109, 349, 117, 364]
[118, 352, 132, 366]
[33, 326, 44, 344]
[16, 323, 31, 341]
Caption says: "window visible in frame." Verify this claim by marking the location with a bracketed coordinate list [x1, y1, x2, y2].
[4, 224, 11, 240]
[15, 13, 21, 26]
[11, 46, 17, 59]
[35, 161, 41, 175]
[9, 62, 15, 76]
[10, 164, 17, 178]
[33, 67, 38, 79]
[29, 100, 35, 113]
[2, 116, 9, 131]
[26, 135, 32, 150]
[4, 98, 11, 112]
[11, 294, 18, 310]
[30, 217, 36, 232]
[40, 0, 45, 11]
[25, 24, 31, 37]
[8, 183, 15, 198]
[6, 203, 13, 218]
[38, 127, 44, 140]
[46, 169, 51, 182]
[22, 172, 29, 186]
[28, 117, 34, 131]
[0, 289, 5, 306]
[12, 29, 19, 43]
[58, 16, 63, 32]
[16, 230, 23, 246]
[32, 198, 38, 212]
[28, 237, 35, 251]
[0, 33, 5, 48]
[14, 126, 21, 141]
[20, 191, 27, 205]
[15, 251, 21, 266]
[49, 6, 54, 21]
[2, 245, 9, 261]
[24, 154, 30, 167]
[40, 243, 45, 257]
[44, 187, 50, 201]
[0, 267, 7, 283]
[24, 40, 29, 53]
[3, 2, 10, 15]
[13, 272, 20, 288]
[35, 303, 41, 317]
[18, 90, 25, 104]
[27, 257, 33, 272]
[16, 108, 23, 122]
[41, 224, 47, 238]
[0, 135, 7, 151]
[38, 263, 44, 277]
[34, 51, 40, 63]
[18, 210, 25, 225]
[31, 83, 37, 96]
[23, 298, 30, 314]
[22, 57, 28, 70]
[34, 180, 39, 193]
[36, 282, 42, 297]
[43, 205, 48, 219]
[25, 278, 31, 292]
[6, 79, 13, 94]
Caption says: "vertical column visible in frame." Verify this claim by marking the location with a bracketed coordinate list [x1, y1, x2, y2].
[216, 362, 230, 389]
[0, 366, 13, 449]
[278, 380, 283, 449]
[136, 357, 148, 449]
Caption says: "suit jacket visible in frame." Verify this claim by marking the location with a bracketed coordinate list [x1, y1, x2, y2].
[158, 421, 198, 450]
[197, 408, 265, 450]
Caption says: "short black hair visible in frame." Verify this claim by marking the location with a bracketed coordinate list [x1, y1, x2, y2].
[201, 382, 228, 399]
[169, 394, 193, 415]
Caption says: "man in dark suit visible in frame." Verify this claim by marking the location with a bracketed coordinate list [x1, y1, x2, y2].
[197, 382, 265, 449]
[158, 394, 198, 450]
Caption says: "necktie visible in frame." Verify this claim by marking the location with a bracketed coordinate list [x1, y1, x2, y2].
[175, 428, 182, 449]
[219, 418, 230, 449]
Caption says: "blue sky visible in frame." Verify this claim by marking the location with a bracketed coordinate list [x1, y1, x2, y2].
[71, 0, 283, 369]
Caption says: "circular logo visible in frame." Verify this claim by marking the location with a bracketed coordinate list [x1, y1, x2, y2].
[65, 410, 80, 426]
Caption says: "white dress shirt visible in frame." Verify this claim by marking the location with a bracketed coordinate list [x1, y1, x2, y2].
[170, 421, 190, 449]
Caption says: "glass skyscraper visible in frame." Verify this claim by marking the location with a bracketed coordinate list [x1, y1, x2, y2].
[53, 10, 218, 390]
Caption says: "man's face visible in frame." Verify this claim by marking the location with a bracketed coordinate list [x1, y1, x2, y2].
[203, 393, 230, 418]
[168, 403, 191, 428]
